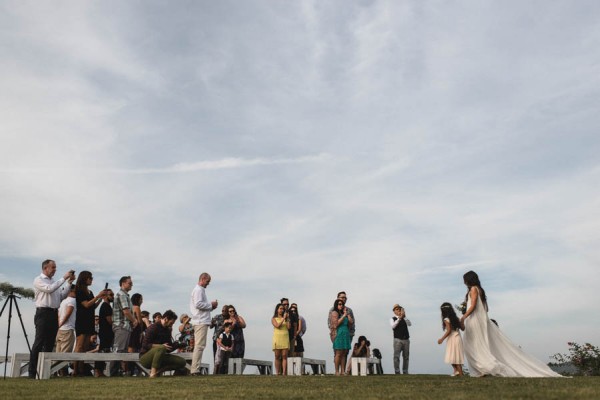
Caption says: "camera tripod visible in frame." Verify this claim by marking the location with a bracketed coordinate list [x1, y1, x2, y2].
[0, 291, 32, 379]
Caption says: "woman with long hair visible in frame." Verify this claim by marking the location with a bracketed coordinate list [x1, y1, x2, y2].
[271, 303, 290, 375]
[73, 270, 104, 376]
[460, 270, 561, 377]
[329, 299, 353, 375]
[127, 293, 145, 375]
[226, 305, 247, 359]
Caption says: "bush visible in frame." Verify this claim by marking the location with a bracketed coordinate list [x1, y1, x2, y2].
[552, 342, 600, 376]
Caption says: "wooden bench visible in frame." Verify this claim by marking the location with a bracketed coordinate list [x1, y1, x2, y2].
[228, 358, 272, 375]
[351, 357, 382, 376]
[36, 352, 209, 379]
[287, 357, 326, 375]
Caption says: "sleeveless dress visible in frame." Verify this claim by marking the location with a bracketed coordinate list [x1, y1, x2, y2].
[272, 317, 290, 350]
[443, 318, 464, 364]
[333, 315, 351, 350]
[231, 321, 245, 358]
[463, 288, 562, 377]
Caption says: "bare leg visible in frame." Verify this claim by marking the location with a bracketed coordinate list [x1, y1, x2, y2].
[334, 350, 341, 375]
[281, 349, 288, 376]
[274, 350, 282, 375]
[340, 350, 348, 375]
[455, 364, 464, 376]
[73, 334, 91, 376]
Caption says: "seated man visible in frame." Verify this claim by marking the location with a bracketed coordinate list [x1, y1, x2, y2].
[139, 309, 187, 377]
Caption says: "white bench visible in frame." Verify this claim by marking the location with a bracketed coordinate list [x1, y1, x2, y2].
[351, 357, 382, 376]
[287, 357, 326, 375]
[36, 352, 209, 379]
[228, 358, 272, 375]
[173, 352, 210, 375]
[1, 355, 11, 377]
[9, 353, 31, 377]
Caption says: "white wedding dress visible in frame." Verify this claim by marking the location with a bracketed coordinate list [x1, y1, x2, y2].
[463, 288, 562, 377]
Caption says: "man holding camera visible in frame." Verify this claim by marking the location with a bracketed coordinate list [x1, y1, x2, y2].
[391, 304, 411, 374]
[29, 259, 75, 378]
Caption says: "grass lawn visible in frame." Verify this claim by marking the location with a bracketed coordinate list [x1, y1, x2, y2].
[1, 375, 599, 399]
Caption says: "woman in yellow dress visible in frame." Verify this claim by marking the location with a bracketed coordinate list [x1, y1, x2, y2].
[271, 303, 291, 375]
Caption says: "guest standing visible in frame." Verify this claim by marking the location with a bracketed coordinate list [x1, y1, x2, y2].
[73, 270, 105, 376]
[226, 305, 246, 358]
[96, 288, 114, 377]
[272, 303, 290, 375]
[189, 273, 218, 375]
[437, 302, 464, 377]
[214, 322, 234, 374]
[330, 299, 352, 375]
[111, 276, 137, 376]
[29, 260, 75, 378]
[390, 304, 411, 374]
[288, 304, 304, 357]
[128, 293, 145, 352]
[210, 305, 229, 361]
[55, 285, 76, 376]
[178, 313, 194, 352]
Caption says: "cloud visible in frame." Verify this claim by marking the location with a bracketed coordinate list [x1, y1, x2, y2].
[1, 1, 599, 374]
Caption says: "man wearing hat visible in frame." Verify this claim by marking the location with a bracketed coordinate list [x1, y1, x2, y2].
[390, 304, 411, 374]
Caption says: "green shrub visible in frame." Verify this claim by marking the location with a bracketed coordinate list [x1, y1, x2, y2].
[552, 342, 600, 376]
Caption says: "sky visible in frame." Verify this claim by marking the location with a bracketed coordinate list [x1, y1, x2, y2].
[1, 0, 599, 375]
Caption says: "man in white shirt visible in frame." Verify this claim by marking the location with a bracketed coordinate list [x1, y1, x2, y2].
[189, 272, 218, 375]
[29, 259, 75, 378]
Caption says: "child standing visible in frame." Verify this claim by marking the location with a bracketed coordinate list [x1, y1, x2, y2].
[214, 322, 234, 374]
[437, 302, 464, 376]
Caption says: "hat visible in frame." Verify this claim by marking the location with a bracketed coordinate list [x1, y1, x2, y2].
[180, 313, 189, 323]
[392, 304, 402, 311]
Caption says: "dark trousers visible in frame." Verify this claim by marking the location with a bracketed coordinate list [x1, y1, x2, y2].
[29, 308, 58, 378]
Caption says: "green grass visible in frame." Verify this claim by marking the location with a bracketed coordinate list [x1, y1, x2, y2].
[1, 375, 599, 399]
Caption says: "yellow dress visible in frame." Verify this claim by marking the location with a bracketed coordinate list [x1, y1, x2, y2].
[272, 317, 290, 350]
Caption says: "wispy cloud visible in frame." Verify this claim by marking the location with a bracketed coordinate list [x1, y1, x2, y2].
[0, 154, 332, 174]
[112, 153, 332, 174]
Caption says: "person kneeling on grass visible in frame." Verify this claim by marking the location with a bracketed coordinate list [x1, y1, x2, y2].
[140, 309, 187, 377]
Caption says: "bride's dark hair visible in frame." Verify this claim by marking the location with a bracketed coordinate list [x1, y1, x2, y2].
[440, 302, 461, 331]
[463, 270, 488, 311]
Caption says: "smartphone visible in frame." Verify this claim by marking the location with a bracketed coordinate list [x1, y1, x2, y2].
[104, 282, 109, 290]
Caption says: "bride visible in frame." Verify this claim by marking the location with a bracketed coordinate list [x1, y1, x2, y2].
[460, 270, 562, 377]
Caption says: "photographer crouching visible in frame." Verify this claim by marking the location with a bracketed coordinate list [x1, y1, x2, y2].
[140, 309, 187, 377]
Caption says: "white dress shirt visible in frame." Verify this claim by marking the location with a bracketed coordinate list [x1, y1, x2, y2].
[33, 273, 69, 309]
[189, 284, 212, 325]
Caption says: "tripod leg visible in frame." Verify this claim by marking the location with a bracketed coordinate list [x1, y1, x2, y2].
[11, 295, 33, 352]
[3, 296, 13, 380]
